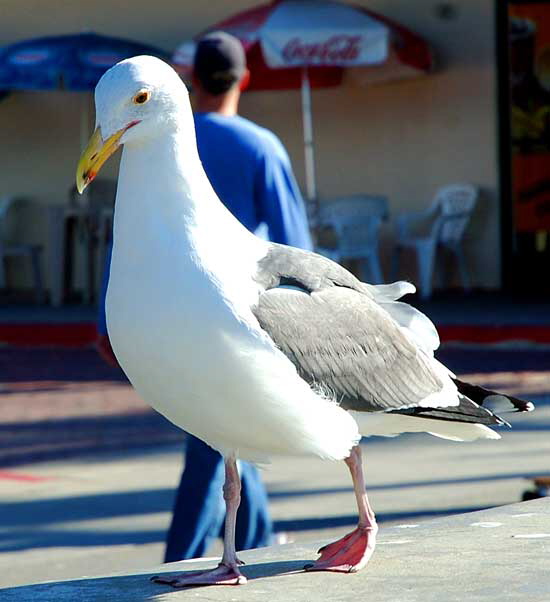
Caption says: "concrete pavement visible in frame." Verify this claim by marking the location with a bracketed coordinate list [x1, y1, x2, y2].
[0, 343, 549, 592]
[1, 499, 549, 601]
[0, 395, 548, 589]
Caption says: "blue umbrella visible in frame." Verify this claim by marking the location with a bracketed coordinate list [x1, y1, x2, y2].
[0, 32, 167, 90]
[0, 32, 168, 149]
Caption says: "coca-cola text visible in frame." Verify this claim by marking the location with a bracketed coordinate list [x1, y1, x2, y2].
[282, 35, 362, 64]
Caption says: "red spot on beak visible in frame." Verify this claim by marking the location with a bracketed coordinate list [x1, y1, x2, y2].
[125, 120, 141, 131]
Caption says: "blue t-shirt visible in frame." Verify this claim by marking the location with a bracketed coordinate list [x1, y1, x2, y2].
[98, 112, 311, 334]
[194, 112, 312, 249]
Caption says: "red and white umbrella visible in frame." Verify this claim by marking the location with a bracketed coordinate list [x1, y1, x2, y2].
[173, 0, 433, 202]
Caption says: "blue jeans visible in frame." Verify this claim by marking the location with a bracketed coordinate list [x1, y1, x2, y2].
[164, 435, 273, 562]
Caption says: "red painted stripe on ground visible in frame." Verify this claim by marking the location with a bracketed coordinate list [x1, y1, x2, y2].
[0, 471, 53, 482]
[438, 325, 550, 344]
[1, 322, 550, 347]
[0, 323, 97, 347]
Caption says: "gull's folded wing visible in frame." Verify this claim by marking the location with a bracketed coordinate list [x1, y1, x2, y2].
[253, 244, 452, 413]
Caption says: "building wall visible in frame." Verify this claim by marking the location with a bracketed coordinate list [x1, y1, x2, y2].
[0, 0, 500, 293]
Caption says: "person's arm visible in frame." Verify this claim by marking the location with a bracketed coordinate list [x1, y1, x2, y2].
[254, 140, 313, 251]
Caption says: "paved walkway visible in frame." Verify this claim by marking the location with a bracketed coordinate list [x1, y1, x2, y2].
[0, 322, 549, 592]
[0, 340, 548, 589]
[1, 499, 549, 601]
[0, 347, 181, 467]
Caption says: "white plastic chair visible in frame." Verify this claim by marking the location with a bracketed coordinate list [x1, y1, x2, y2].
[0, 196, 45, 303]
[316, 195, 389, 284]
[392, 184, 478, 299]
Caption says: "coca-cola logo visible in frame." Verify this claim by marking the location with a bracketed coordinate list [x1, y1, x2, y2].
[10, 50, 51, 65]
[282, 35, 362, 65]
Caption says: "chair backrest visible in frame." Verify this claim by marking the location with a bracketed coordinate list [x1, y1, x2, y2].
[331, 213, 385, 257]
[319, 195, 389, 257]
[0, 196, 23, 244]
[432, 184, 478, 244]
[319, 195, 389, 222]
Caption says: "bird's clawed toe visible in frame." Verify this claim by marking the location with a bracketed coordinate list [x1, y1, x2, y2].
[305, 525, 377, 573]
[152, 563, 247, 588]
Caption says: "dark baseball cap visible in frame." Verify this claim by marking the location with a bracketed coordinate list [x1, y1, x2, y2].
[193, 31, 246, 95]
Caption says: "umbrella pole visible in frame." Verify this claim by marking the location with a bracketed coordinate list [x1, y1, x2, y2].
[301, 67, 317, 214]
[80, 92, 90, 152]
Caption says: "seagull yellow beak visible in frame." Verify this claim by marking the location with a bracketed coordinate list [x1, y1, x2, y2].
[76, 126, 125, 194]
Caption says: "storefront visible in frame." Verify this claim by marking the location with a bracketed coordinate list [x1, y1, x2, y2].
[0, 0, 505, 298]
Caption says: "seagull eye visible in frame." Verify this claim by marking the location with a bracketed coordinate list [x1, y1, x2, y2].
[133, 90, 151, 105]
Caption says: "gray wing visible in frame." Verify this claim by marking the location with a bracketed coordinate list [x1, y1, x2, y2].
[252, 244, 445, 413]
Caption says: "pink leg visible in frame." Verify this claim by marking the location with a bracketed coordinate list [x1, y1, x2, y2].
[152, 456, 247, 588]
[305, 445, 377, 573]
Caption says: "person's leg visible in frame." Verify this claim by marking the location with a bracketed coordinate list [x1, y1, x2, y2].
[234, 462, 273, 550]
[164, 435, 226, 562]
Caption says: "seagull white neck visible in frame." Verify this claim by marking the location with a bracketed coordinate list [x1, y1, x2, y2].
[116, 129, 210, 224]
[112, 128, 266, 275]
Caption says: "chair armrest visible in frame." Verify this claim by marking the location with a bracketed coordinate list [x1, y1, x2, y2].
[395, 211, 425, 239]
[394, 203, 438, 240]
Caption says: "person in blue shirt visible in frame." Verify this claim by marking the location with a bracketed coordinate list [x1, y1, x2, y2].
[96, 31, 312, 562]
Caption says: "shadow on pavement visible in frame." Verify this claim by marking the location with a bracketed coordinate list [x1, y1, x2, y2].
[3, 462, 549, 553]
[0, 560, 311, 601]
[0, 506, 492, 553]
[0, 413, 182, 467]
[3, 468, 547, 529]
[0, 347, 126, 384]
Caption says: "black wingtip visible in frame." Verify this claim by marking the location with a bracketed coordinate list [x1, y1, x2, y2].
[392, 397, 509, 427]
[453, 378, 535, 414]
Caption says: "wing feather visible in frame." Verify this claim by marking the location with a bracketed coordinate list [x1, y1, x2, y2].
[252, 285, 454, 413]
[252, 244, 531, 423]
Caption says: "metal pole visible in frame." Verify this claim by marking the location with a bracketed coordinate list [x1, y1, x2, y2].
[301, 67, 317, 204]
[80, 92, 90, 151]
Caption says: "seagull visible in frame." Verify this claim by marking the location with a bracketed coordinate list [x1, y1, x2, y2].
[76, 56, 534, 588]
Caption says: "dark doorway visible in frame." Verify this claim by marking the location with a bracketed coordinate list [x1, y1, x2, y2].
[498, 0, 550, 295]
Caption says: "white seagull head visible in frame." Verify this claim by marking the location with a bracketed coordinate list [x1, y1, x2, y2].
[76, 55, 191, 193]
